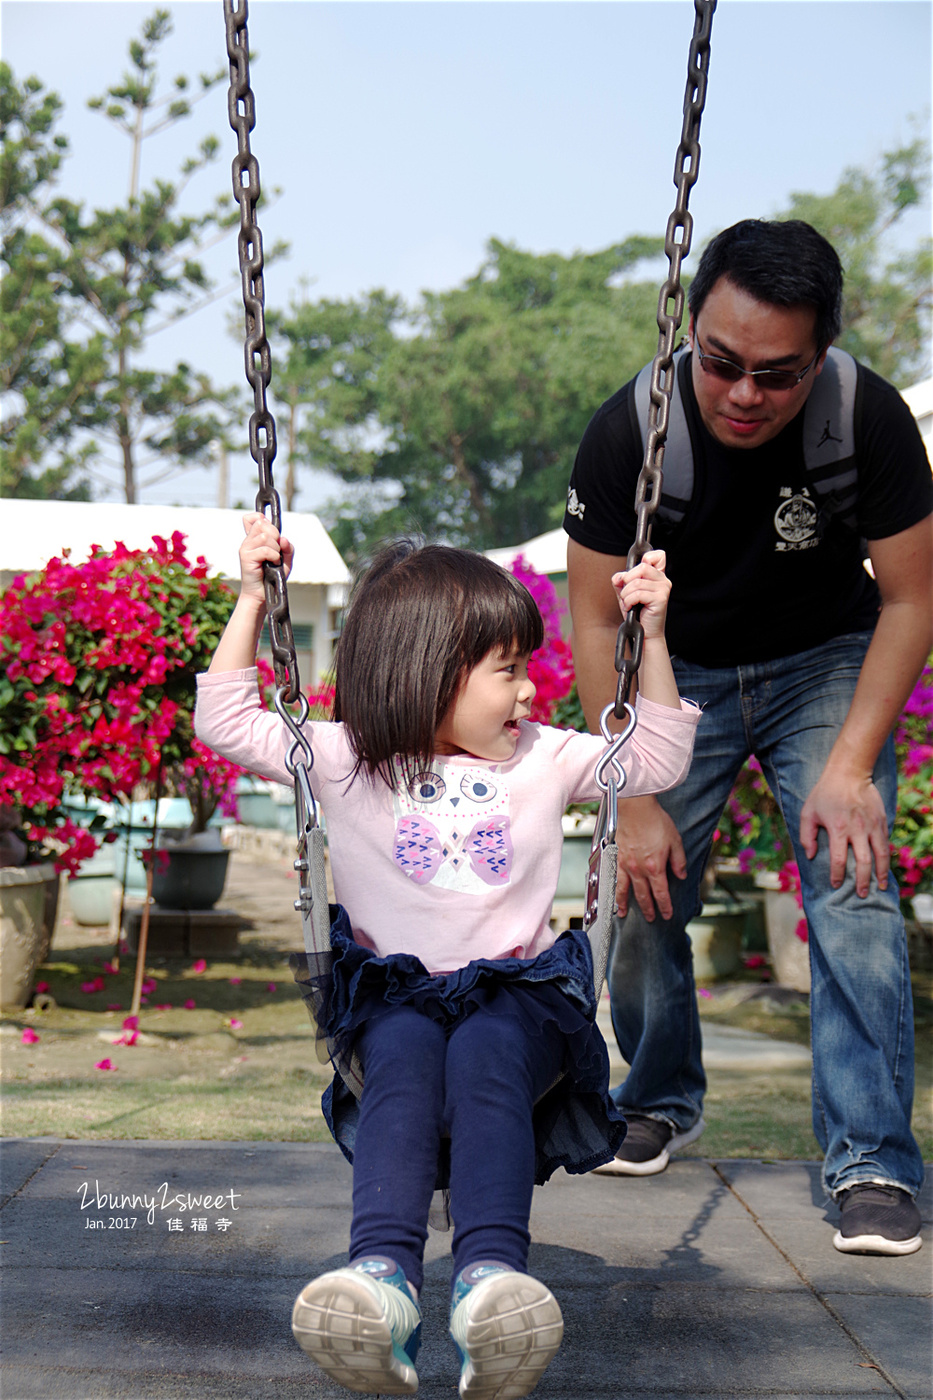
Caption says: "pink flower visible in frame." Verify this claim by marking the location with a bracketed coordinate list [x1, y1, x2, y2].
[103, 961, 119, 975]
[229, 976, 241, 985]
[34, 981, 49, 994]
[183, 999, 196, 1010]
[95, 1059, 117, 1071]
[795, 917, 809, 943]
[154, 1003, 173, 1012]
[141, 977, 158, 994]
[107, 1003, 123, 1011]
[122, 1015, 139, 1031]
[228, 1017, 243, 1029]
[266, 983, 277, 993]
[697, 988, 713, 999]
[743, 955, 766, 969]
[191, 959, 207, 974]
[21, 1027, 40, 1044]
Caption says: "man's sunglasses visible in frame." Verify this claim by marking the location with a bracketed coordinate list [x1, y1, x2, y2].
[693, 331, 821, 392]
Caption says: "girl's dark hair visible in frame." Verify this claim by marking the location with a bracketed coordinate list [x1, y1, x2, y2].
[688, 219, 844, 350]
[332, 540, 544, 786]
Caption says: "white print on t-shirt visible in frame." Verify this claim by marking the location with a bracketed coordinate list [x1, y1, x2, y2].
[773, 487, 819, 552]
[391, 760, 513, 892]
[566, 487, 585, 520]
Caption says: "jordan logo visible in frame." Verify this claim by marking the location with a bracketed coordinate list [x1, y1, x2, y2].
[816, 419, 843, 448]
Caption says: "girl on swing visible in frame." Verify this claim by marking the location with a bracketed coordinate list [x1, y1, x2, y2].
[196, 514, 698, 1399]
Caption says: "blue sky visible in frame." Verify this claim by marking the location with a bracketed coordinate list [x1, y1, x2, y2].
[3, 0, 931, 511]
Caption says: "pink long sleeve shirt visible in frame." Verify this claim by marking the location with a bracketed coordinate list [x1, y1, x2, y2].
[196, 670, 699, 974]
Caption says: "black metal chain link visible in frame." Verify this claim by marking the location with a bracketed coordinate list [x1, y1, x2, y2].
[614, 0, 716, 717]
[223, 0, 300, 703]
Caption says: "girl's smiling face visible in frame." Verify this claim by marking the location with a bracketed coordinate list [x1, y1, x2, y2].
[435, 647, 536, 762]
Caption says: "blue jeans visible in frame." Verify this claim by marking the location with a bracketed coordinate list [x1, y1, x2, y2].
[608, 630, 923, 1198]
[350, 995, 566, 1291]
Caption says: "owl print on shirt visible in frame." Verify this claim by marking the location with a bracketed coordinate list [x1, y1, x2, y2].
[392, 759, 513, 892]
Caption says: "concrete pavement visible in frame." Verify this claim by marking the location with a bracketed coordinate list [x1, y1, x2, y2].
[1, 1137, 930, 1400]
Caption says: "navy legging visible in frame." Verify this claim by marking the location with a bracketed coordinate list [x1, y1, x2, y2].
[349, 994, 566, 1292]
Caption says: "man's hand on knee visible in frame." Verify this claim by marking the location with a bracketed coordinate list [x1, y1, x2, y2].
[800, 770, 891, 898]
[615, 797, 687, 921]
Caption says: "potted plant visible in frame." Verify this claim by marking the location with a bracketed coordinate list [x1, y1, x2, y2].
[710, 757, 809, 992]
[0, 531, 250, 954]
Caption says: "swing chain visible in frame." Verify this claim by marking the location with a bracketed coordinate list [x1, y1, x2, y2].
[224, 0, 300, 704]
[614, 0, 716, 718]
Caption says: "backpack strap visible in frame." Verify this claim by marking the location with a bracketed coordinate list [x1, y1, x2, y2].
[632, 349, 694, 529]
[630, 345, 860, 531]
[801, 347, 860, 532]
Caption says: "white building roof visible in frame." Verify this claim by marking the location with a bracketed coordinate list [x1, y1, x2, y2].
[901, 377, 932, 450]
[0, 501, 350, 587]
[486, 527, 568, 577]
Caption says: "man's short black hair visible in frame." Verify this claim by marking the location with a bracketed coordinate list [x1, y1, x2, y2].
[688, 219, 844, 350]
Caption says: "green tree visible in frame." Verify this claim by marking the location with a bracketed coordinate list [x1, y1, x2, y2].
[1, 62, 103, 498]
[269, 141, 930, 558]
[266, 289, 402, 513]
[780, 135, 931, 387]
[274, 237, 662, 557]
[3, 11, 243, 503]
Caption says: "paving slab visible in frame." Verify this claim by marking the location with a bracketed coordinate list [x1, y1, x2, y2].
[716, 1159, 933, 1298]
[535, 1165, 808, 1290]
[0, 1136, 60, 1205]
[823, 1295, 933, 1400]
[595, 999, 812, 1075]
[1, 1140, 928, 1400]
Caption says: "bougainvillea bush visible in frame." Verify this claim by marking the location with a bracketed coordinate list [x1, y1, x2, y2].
[0, 532, 247, 874]
[892, 658, 933, 902]
[714, 655, 933, 913]
[508, 555, 575, 724]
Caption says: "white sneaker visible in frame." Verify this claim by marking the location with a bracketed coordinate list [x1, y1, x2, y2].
[449, 1262, 563, 1399]
[292, 1256, 422, 1394]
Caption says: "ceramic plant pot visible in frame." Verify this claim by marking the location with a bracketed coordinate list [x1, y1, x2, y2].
[686, 902, 752, 982]
[0, 862, 57, 1008]
[755, 871, 811, 993]
[150, 831, 231, 910]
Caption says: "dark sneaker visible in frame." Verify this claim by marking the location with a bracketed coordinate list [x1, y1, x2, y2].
[449, 1261, 563, 1400]
[833, 1184, 922, 1256]
[592, 1114, 706, 1176]
[292, 1256, 422, 1394]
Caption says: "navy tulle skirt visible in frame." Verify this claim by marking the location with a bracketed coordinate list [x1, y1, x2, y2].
[290, 906, 626, 1186]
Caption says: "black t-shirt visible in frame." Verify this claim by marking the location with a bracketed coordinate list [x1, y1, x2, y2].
[564, 354, 933, 667]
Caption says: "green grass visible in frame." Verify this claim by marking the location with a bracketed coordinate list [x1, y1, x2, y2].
[3, 944, 930, 1157]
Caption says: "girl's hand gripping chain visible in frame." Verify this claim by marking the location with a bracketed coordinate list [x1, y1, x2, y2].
[239, 512, 295, 598]
[610, 550, 680, 711]
[208, 513, 295, 674]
